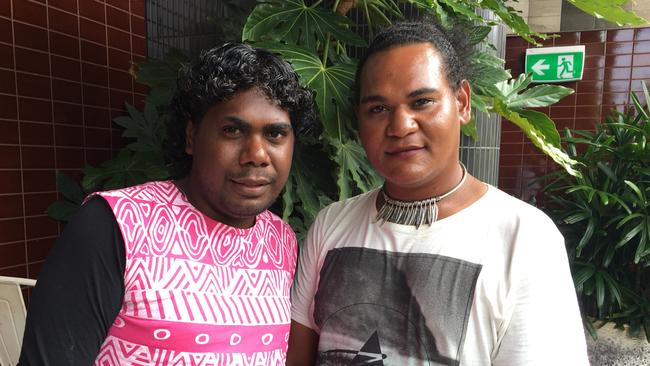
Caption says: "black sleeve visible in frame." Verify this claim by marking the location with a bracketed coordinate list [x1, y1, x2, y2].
[19, 197, 126, 366]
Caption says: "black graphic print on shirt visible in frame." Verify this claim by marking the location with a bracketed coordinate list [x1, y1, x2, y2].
[313, 247, 482, 366]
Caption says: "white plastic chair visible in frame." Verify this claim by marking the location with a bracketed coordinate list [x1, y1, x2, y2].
[0, 276, 36, 366]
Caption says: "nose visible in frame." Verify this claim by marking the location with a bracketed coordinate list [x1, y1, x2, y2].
[387, 105, 418, 138]
[240, 135, 270, 167]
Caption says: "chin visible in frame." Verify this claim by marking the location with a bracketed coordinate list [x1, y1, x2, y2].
[384, 171, 429, 188]
[227, 200, 273, 218]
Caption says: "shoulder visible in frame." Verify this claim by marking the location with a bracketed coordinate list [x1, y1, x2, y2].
[482, 185, 557, 228]
[75, 196, 118, 226]
[260, 210, 294, 231]
[300, 189, 378, 252]
[314, 189, 377, 226]
[466, 186, 563, 255]
[93, 180, 176, 203]
[258, 210, 298, 242]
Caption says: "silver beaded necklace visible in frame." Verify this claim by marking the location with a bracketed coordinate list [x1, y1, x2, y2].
[374, 162, 467, 228]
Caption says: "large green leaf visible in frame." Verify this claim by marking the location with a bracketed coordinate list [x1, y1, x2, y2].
[134, 49, 188, 106]
[283, 163, 333, 238]
[82, 150, 169, 191]
[493, 73, 532, 99]
[506, 84, 574, 109]
[468, 50, 504, 68]
[406, 0, 486, 26]
[461, 116, 479, 140]
[354, 0, 403, 38]
[567, 0, 648, 26]
[243, 0, 366, 50]
[470, 93, 489, 114]
[255, 42, 356, 139]
[467, 25, 493, 47]
[469, 52, 511, 89]
[477, 0, 546, 44]
[113, 102, 166, 154]
[46, 200, 80, 222]
[493, 99, 580, 176]
[55, 171, 85, 204]
[332, 137, 383, 200]
[437, 0, 484, 23]
[493, 72, 572, 110]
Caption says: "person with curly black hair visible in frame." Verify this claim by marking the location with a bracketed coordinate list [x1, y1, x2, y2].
[20, 43, 315, 365]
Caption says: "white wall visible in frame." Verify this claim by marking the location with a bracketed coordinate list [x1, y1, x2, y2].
[506, 0, 650, 34]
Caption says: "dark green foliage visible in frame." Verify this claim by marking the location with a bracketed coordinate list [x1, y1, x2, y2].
[540, 82, 650, 342]
[45, 55, 182, 221]
[47, 172, 86, 221]
[242, 0, 590, 236]
[47, 0, 645, 240]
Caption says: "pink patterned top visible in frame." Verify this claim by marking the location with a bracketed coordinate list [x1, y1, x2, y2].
[92, 181, 298, 365]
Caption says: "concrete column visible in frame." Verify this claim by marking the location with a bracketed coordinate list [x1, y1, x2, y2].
[528, 0, 563, 33]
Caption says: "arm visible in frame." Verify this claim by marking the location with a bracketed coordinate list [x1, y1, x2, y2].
[286, 320, 319, 366]
[19, 197, 126, 366]
[287, 209, 327, 365]
[493, 219, 589, 365]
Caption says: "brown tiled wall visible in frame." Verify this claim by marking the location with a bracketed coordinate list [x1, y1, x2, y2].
[0, 0, 146, 280]
[500, 28, 650, 200]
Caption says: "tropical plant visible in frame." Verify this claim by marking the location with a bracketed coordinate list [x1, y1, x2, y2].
[47, 53, 187, 221]
[48, 0, 647, 237]
[240, 0, 608, 235]
[539, 82, 650, 342]
[567, 0, 647, 27]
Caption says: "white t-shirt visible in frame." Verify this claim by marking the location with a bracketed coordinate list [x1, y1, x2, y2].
[291, 185, 589, 365]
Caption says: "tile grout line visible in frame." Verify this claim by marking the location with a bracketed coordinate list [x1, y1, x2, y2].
[2, 38, 147, 65]
[6, 8, 144, 35]
[77, 0, 88, 194]
[130, 0, 136, 127]
[45, 0, 61, 245]
[10, 0, 29, 279]
[628, 30, 636, 107]
[2, 69, 142, 95]
[104, 0, 113, 156]
[573, 32, 579, 132]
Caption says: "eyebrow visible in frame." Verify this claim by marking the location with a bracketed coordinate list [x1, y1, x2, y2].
[359, 94, 386, 104]
[359, 87, 439, 104]
[408, 87, 438, 98]
[225, 116, 292, 130]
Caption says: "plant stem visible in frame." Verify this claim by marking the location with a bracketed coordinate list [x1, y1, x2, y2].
[310, 0, 323, 8]
[322, 35, 331, 65]
[362, 0, 373, 39]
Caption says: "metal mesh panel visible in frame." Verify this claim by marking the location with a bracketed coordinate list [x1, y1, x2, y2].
[459, 8, 504, 186]
[146, 0, 226, 59]
[347, 3, 421, 59]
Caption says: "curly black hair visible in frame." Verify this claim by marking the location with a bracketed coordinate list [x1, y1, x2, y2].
[354, 18, 471, 104]
[165, 42, 316, 178]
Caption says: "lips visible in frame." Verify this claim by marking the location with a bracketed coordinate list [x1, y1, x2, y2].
[231, 177, 271, 186]
[385, 145, 424, 156]
[230, 176, 273, 197]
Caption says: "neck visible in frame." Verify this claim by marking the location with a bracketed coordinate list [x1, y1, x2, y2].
[384, 161, 466, 202]
[174, 178, 256, 228]
[375, 163, 468, 227]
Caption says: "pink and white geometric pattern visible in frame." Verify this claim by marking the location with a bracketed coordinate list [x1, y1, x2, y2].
[92, 181, 297, 365]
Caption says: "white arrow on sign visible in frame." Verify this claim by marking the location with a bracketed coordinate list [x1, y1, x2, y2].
[531, 59, 550, 76]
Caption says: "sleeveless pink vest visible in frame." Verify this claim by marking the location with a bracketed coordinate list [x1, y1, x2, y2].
[92, 181, 297, 365]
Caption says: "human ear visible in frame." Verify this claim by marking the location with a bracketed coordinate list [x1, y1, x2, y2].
[456, 80, 472, 126]
[185, 120, 195, 155]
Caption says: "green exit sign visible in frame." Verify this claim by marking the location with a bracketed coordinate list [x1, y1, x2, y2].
[525, 46, 585, 83]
